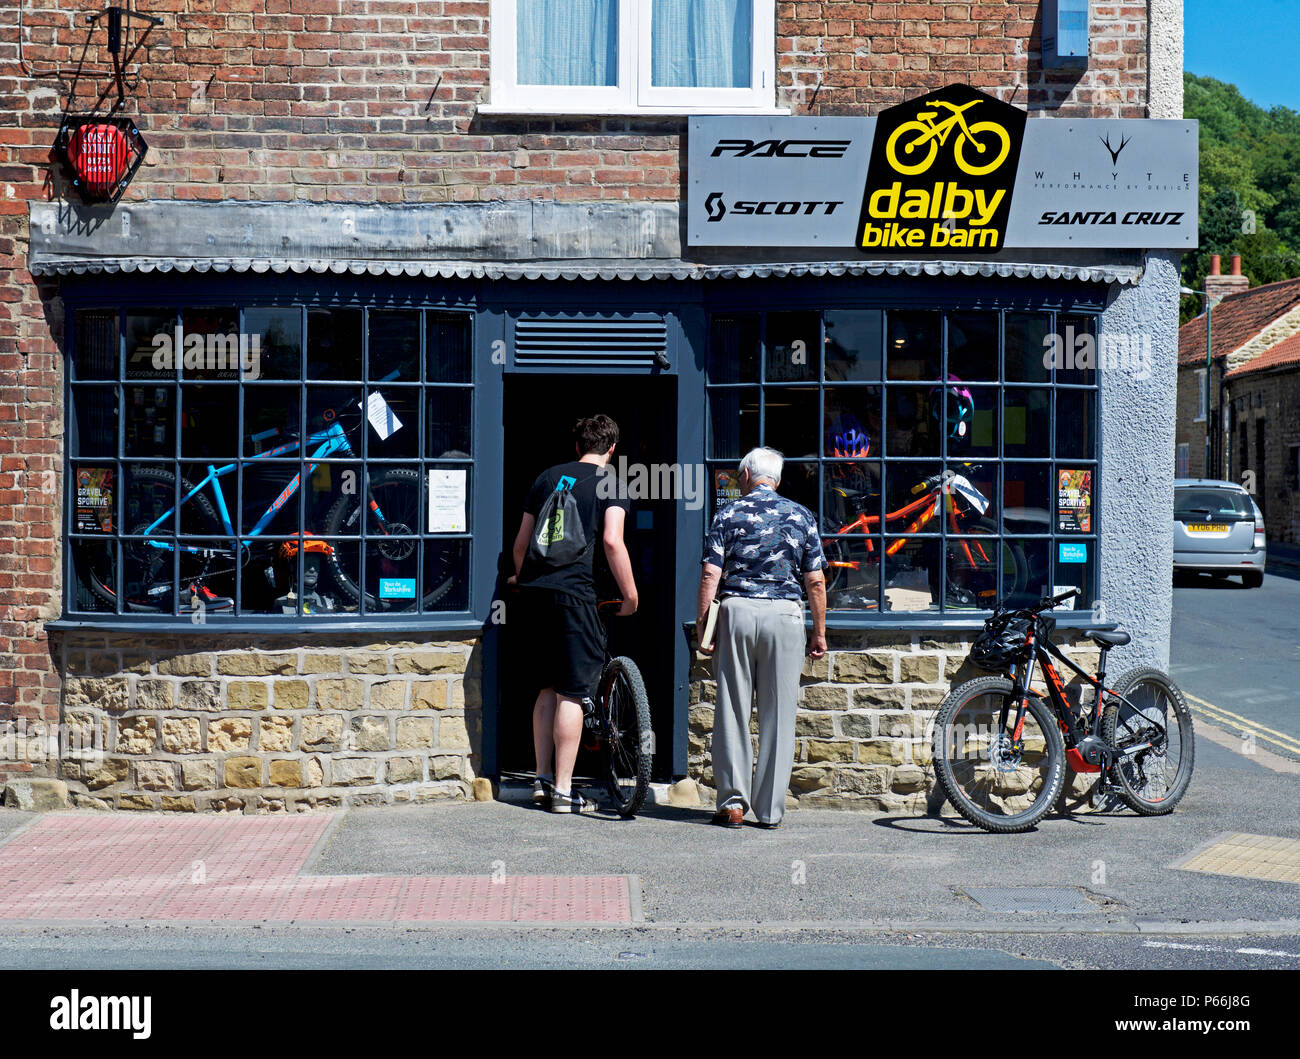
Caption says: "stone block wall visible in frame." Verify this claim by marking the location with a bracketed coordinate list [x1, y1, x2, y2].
[47, 633, 482, 811]
[689, 631, 1105, 814]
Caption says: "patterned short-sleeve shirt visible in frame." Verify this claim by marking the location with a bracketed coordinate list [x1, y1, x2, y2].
[702, 484, 827, 601]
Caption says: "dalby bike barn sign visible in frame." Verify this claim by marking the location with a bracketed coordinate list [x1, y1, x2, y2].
[688, 84, 1197, 253]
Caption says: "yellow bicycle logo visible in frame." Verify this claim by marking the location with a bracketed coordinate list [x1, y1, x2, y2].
[885, 100, 1012, 177]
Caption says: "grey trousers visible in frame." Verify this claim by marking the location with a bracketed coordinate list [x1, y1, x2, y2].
[712, 596, 806, 825]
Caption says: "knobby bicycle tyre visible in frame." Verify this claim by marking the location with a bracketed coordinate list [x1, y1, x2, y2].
[85, 466, 224, 611]
[599, 655, 653, 818]
[1101, 666, 1195, 815]
[931, 675, 1067, 833]
[323, 468, 458, 611]
[944, 516, 1028, 608]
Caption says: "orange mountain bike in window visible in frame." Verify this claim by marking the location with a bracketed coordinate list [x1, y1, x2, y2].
[824, 466, 1028, 609]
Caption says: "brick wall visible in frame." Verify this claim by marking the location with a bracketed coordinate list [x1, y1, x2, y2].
[1175, 363, 1210, 477]
[1224, 372, 1300, 544]
[2, 2, 1151, 209]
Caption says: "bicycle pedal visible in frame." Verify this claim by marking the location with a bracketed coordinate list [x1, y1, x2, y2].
[1090, 782, 1116, 810]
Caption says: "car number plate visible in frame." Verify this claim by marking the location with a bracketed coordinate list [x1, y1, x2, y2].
[1187, 523, 1221, 532]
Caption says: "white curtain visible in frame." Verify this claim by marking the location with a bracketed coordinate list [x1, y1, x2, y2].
[652, 0, 752, 88]
[517, 0, 618, 86]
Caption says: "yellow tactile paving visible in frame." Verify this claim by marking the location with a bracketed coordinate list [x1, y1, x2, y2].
[1175, 833, 1300, 884]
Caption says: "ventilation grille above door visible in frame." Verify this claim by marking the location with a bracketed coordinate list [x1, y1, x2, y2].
[514, 317, 668, 369]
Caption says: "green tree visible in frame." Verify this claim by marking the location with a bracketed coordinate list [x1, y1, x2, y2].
[1181, 73, 1300, 320]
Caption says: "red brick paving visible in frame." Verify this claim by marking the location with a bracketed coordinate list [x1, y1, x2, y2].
[0, 814, 634, 924]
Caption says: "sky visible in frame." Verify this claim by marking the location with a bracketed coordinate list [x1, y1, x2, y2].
[1184, 0, 1300, 111]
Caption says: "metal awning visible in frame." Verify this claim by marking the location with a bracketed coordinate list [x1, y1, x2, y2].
[28, 200, 1145, 285]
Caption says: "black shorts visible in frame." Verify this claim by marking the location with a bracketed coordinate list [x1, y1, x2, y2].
[514, 587, 606, 700]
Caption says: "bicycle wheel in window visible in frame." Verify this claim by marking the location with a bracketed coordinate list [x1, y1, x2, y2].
[324, 467, 457, 610]
[598, 655, 653, 818]
[931, 675, 1066, 832]
[944, 517, 1027, 609]
[1101, 667, 1195, 815]
[85, 467, 225, 612]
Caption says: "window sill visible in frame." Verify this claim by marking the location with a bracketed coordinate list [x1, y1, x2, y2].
[47, 615, 486, 637]
[683, 615, 1115, 636]
[477, 103, 792, 118]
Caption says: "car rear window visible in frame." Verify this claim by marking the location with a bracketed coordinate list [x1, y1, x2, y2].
[1175, 488, 1252, 520]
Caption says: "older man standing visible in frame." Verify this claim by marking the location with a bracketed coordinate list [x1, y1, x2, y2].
[697, 447, 828, 829]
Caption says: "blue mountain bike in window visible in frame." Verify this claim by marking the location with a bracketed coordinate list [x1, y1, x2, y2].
[85, 395, 455, 614]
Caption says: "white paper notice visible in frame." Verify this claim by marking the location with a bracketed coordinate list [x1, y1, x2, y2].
[428, 469, 467, 532]
[361, 392, 403, 440]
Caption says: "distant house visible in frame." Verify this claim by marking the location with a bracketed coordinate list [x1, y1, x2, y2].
[1177, 255, 1300, 543]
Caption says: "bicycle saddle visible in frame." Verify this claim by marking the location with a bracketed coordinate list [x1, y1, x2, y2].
[1084, 628, 1130, 648]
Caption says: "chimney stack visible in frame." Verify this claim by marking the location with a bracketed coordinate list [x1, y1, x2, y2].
[1205, 252, 1249, 305]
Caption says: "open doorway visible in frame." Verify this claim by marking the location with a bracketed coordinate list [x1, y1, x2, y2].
[498, 373, 678, 781]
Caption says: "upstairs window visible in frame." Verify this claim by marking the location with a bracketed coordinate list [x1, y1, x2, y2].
[488, 0, 776, 114]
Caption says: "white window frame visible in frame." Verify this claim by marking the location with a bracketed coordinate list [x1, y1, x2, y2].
[484, 0, 780, 116]
[1193, 368, 1207, 422]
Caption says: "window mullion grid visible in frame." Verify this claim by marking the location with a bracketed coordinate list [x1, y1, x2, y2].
[878, 313, 888, 613]
[995, 308, 1006, 601]
[115, 309, 127, 614]
[417, 310, 426, 614]
[359, 307, 369, 617]
[939, 312, 949, 613]
[1049, 310, 1058, 601]
[816, 311, 825, 548]
[236, 308, 247, 619]
[296, 304, 307, 619]
[169, 309, 181, 617]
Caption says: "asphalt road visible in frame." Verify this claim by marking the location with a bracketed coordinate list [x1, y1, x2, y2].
[3, 922, 1300, 970]
[1171, 568, 1300, 762]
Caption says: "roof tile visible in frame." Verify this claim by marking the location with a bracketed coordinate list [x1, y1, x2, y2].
[1224, 330, 1300, 379]
[1178, 276, 1300, 366]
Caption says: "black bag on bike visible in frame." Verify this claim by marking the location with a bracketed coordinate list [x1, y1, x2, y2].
[526, 476, 592, 570]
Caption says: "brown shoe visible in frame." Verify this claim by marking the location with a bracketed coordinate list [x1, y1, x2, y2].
[711, 806, 743, 828]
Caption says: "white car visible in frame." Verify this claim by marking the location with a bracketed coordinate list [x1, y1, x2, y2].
[1173, 478, 1266, 587]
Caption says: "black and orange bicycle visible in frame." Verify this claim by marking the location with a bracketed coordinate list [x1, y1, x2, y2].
[823, 465, 1028, 609]
[930, 588, 1195, 832]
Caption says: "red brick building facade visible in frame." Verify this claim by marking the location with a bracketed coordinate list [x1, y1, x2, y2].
[1, 3, 1184, 810]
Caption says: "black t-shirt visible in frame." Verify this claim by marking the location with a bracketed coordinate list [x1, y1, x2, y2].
[519, 461, 628, 599]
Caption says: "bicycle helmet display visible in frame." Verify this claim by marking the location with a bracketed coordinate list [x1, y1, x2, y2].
[826, 414, 872, 458]
[968, 613, 1031, 670]
[930, 375, 975, 441]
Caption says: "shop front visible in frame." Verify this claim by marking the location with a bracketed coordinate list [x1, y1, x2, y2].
[27, 82, 1196, 811]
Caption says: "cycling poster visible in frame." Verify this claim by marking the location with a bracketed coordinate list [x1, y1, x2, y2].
[1057, 468, 1092, 532]
[75, 467, 114, 534]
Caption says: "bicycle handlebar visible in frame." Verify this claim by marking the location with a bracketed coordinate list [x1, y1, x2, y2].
[990, 587, 1079, 623]
[317, 377, 400, 429]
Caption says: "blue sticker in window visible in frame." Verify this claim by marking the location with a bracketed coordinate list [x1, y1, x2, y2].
[1058, 542, 1087, 564]
[379, 578, 416, 599]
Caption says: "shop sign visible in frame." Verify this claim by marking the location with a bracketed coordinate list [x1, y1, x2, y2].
[689, 85, 1197, 251]
[1059, 541, 1088, 564]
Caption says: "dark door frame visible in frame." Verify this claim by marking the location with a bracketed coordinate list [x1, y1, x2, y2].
[478, 294, 705, 781]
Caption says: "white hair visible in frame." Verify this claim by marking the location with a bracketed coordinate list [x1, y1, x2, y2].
[739, 446, 783, 486]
